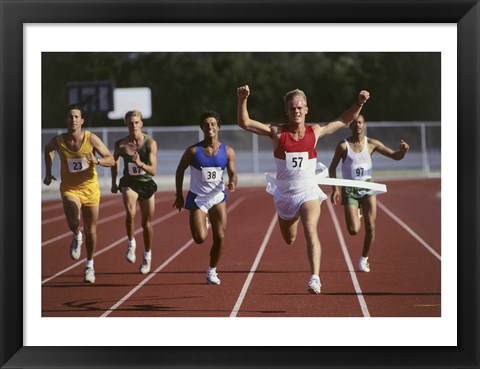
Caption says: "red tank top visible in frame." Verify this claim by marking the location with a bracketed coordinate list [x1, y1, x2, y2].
[274, 125, 317, 160]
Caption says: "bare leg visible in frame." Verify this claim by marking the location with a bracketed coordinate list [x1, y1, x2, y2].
[344, 204, 361, 236]
[361, 196, 377, 257]
[81, 205, 99, 261]
[277, 216, 300, 245]
[189, 206, 209, 244]
[207, 202, 227, 268]
[121, 188, 139, 241]
[299, 198, 321, 276]
[139, 195, 155, 253]
[62, 196, 82, 235]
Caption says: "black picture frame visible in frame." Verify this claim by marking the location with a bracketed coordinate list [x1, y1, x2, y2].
[1, 0, 478, 368]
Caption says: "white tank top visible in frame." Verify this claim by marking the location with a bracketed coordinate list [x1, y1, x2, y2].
[341, 136, 372, 180]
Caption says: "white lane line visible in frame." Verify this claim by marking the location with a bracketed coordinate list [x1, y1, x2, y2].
[41, 209, 179, 284]
[100, 238, 195, 317]
[377, 201, 441, 261]
[326, 200, 371, 318]
[100, 197, 245, 318]
[230, 212, 277, 318]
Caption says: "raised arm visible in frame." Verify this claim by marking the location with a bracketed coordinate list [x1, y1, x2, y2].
[314, 90, 370, 139]
[372, 138, 410, 160]
[236, 85, 275, 137]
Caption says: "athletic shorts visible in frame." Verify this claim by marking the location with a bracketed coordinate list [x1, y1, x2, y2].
[185, 190, 226, 213]
[341, 181, 374, 207]
[120, 177, 158, 201]
[274, 185, 327, 221]
[60, 181, 100, 207]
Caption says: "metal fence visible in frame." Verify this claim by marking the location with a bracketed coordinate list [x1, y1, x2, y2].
[42, 122, 441, 183]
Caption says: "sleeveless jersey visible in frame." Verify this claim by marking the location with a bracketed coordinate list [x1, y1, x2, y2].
[189, 142, 227, 196]
[341, 136, 372, 180]
[56, 131, 98, 188]
[116, 134, 153, 183]
[273, 125, 317, 194]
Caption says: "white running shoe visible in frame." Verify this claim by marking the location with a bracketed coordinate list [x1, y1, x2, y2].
[125, 246, 136, 263]
[206, 270, 221, 285]
[70, 233, 82, 260]
[139, 258, 151, 274]
[307, 278, 322, 294]
[84, 267, 95, 283]
[358, 257, 370, 272]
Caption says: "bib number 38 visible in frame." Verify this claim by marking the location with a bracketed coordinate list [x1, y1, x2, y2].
[202, 167, 223, 183]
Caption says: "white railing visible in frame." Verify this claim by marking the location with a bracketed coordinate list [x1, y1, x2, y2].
[42, 122, 441, 181]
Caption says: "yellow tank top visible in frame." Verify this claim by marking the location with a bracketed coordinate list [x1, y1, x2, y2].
[56, 131, 98, 188]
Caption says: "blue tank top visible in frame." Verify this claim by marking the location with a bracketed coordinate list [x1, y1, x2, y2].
[189, 141, 228, 196]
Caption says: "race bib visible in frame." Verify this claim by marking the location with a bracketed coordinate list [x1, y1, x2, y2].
[128, 162, 145, 176]
[67, 158, 88, 173]
[201, 167, 223, 183]
[286, 152, 309, 170]
[350, 164, 371, 180]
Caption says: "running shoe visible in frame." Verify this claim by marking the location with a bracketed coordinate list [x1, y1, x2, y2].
[139, 258, 151, 274]
[84, 267, 95, 283]
[307, 278, 322, 294]
[125, 246, 136, 264]
[358, 257, 370, 272]
[206, 270, 221, 285]
[70, 232, 82, 260]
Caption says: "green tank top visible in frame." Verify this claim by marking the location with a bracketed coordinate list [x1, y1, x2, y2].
[116, 134, 153, 182]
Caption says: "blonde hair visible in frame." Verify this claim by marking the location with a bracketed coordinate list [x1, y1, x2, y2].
[283, 89, 307, 106]
[124, 109, 143, 123]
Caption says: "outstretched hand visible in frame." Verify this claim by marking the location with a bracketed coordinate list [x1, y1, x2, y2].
[330, 188, 341, 205]
[358, 90, 370, 106]
[399, 139, 410, 153]
[237, 85, 250, 100]
[43, 174, 57, 186]
[84, 151, 97, 166]
[173, 194, 184, 212]
[227, 181, 236, 192]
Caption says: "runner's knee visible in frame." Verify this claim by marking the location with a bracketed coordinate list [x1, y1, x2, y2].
[347, 225, 360, 235]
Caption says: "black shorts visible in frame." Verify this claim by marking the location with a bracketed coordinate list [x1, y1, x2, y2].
[119, 177, 157, 201]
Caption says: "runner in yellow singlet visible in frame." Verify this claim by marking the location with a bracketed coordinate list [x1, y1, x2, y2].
[43, 104, 115, 284]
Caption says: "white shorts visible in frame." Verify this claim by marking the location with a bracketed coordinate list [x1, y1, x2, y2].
[185, 190, 226, 213]
[273, 185, 327, 220]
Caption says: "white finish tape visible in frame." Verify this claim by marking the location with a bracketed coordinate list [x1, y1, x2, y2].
[265, 162, 387, 196]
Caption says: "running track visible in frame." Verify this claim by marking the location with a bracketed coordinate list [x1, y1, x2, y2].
[41, 178, 441, 318]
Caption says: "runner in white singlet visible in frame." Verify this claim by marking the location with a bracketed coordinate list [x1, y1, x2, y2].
[329, 114, 410, 273]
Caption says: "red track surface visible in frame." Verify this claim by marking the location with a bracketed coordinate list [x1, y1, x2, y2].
[41, 178, 441, 318]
